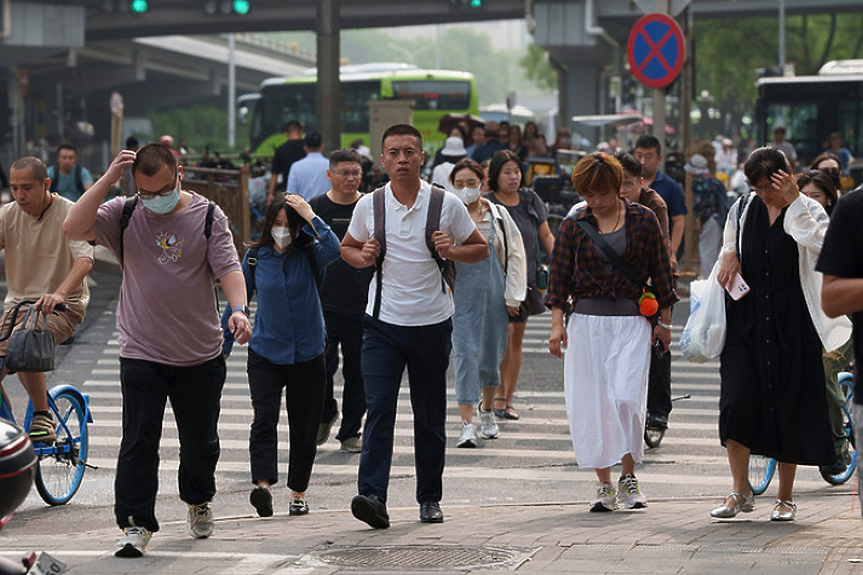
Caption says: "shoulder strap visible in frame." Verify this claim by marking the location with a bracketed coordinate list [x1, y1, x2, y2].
[246, 246, 259, 293]
[576, 218, 642, 287]
[425, 185, 451, 292]
[119, 195, 138, 268]
[74, 164, 84, 195]
[49, 166, 59, 193]
[372, 187, 387, 319]
[735, 193, 751, 259]
[204, 201, 215, 239]
[490, 203, 509, 276]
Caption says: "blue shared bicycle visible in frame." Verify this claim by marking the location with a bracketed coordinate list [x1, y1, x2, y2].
[0, 300, 93, 507]
[749, 371, 857, 494]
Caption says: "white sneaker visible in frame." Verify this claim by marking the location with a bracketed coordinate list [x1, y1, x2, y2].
[115, 526, 152, 558]
[457, 423, 478, 448]
[188, 502, 214, 539]
[589, 482, 618, 512]
[479, 409, 499, 439]
[617, 474, 648, 509]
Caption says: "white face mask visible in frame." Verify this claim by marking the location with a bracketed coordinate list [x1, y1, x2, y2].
[271, 226, 292, 249]
[452, 186, 482, 205]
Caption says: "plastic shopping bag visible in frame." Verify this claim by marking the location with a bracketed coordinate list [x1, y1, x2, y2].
[679, 261, 727, 363]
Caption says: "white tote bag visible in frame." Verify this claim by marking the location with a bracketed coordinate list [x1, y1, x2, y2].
[680, 261, 727, 363]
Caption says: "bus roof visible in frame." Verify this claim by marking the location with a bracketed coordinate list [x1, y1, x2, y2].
[756, 74, 863, 87]
[261, 67, 474, 89]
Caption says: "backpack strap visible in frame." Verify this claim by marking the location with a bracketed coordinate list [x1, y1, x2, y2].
[371, 186, 387, 319]
[204, 201, 215, 239]
[119, 195, 138, 268]
[49, 166, 59, 193]
[74, 164, 84, 196]
[424, 185, 451, 292]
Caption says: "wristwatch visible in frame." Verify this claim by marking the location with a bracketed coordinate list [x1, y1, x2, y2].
[232, 305, 250, 317]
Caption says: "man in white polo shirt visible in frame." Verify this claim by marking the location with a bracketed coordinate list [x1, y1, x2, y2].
[341, 124, 488, 528]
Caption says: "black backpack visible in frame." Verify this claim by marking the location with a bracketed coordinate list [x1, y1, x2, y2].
[118, 196, 215, 268]
[371, 185, 456, 319]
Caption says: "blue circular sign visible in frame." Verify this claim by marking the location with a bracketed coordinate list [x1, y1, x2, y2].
[627, 13, 685, 89]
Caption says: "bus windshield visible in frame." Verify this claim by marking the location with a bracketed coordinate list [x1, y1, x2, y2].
[756, 74, 863, 167]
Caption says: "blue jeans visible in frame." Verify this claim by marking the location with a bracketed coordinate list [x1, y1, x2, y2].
[357, 315, 452, 505]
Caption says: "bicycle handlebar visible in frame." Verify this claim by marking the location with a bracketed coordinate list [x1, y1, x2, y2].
[0, 300, 67, 344]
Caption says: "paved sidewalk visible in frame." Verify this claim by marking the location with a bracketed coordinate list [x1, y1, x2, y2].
[2, 491, 862, 574]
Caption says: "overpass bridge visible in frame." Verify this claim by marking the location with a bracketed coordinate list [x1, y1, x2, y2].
[2, 0, 863, 166]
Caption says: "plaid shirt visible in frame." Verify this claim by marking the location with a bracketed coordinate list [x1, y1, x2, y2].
[544, 200, 678, 311]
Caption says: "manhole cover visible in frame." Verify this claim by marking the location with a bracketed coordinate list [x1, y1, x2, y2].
[301, 545, 535, 571]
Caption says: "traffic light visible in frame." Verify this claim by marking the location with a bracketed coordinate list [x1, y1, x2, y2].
[470, 0, 482, 6]
[129, 0, 148, 13]
[232, 0, 250, 15]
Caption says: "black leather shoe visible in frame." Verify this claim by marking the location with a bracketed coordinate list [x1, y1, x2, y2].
[646, 413, 668, 431]
[351, 494, 390, 529]
[420, 502, 444, 523]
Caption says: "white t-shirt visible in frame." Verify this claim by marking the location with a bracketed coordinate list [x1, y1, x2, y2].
[348, 180, 477, 327]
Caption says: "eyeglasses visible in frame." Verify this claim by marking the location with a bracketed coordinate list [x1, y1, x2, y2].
[138, 172, 179, 200]
[333, 169, 362, 178]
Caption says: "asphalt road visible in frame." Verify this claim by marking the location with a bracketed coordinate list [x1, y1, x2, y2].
[0, 267, 854, 571]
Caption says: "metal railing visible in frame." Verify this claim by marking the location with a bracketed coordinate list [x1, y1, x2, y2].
[182, 164, 251, 256]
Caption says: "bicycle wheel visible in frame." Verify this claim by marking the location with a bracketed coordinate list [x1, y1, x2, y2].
[34, 389, 88, 506]
[748, 454, 776, 495]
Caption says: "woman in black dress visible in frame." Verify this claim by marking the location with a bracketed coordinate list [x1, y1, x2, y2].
[710, 147, 852, 522]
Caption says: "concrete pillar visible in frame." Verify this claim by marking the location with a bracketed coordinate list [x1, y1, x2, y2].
[316, 0, 340, 153]
[560, 62, 601, 144]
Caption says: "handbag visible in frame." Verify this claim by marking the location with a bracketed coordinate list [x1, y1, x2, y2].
[680, 260, 727, 363]
[576, 219, 659, 319]
[5, 305, 56, 373]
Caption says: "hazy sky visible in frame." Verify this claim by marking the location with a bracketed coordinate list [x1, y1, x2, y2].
[386, 19, 529, 53]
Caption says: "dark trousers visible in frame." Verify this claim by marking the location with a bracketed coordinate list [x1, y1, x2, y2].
[321, 310, 366, 440]
[647, 348, 672, 418]
[114, 355, 226, 533]
[357, 315, 452, 505]
[247, 349, 326, 492]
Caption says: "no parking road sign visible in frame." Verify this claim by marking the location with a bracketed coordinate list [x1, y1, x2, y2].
[627, 13, 685, 89]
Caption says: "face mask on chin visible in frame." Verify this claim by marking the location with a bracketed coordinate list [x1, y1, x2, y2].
[271, 226, 292, 249]
[141, 188, 180, 214]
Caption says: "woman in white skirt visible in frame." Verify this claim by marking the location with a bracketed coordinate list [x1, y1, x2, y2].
[546, 153, 677, 512]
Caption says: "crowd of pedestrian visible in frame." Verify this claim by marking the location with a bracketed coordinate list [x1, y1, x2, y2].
[3, 115, 863, 561]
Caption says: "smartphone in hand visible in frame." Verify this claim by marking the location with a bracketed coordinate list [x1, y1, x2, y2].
[726, 273, 750, 301]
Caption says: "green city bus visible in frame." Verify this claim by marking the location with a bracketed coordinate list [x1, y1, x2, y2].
[242, 63, 479, 156]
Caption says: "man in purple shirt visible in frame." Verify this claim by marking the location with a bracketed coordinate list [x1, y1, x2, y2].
[63, 144, 252, 558]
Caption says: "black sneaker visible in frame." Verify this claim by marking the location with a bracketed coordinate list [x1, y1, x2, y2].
[250, 486, 273, 518]
[820, 445, 853, 476]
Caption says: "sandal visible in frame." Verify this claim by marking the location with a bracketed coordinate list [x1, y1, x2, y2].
[492, 398, 506, 419]
[504, 405, 520, 420]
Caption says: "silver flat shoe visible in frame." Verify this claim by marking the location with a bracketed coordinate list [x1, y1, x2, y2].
[710, 492, 755, 518]
[770, 499, 796, 522]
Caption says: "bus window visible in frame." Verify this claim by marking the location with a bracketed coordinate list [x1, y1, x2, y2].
[342, 81, 381, 133]
[391, 80, 471, 111]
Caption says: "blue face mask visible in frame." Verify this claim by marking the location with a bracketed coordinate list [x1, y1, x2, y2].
[142, 188, 180, 214]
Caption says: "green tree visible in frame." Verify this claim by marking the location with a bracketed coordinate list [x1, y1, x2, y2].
[148, 106, 249, 154]
[693, 12, 863, 138]
[520, 43, 558, 92]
